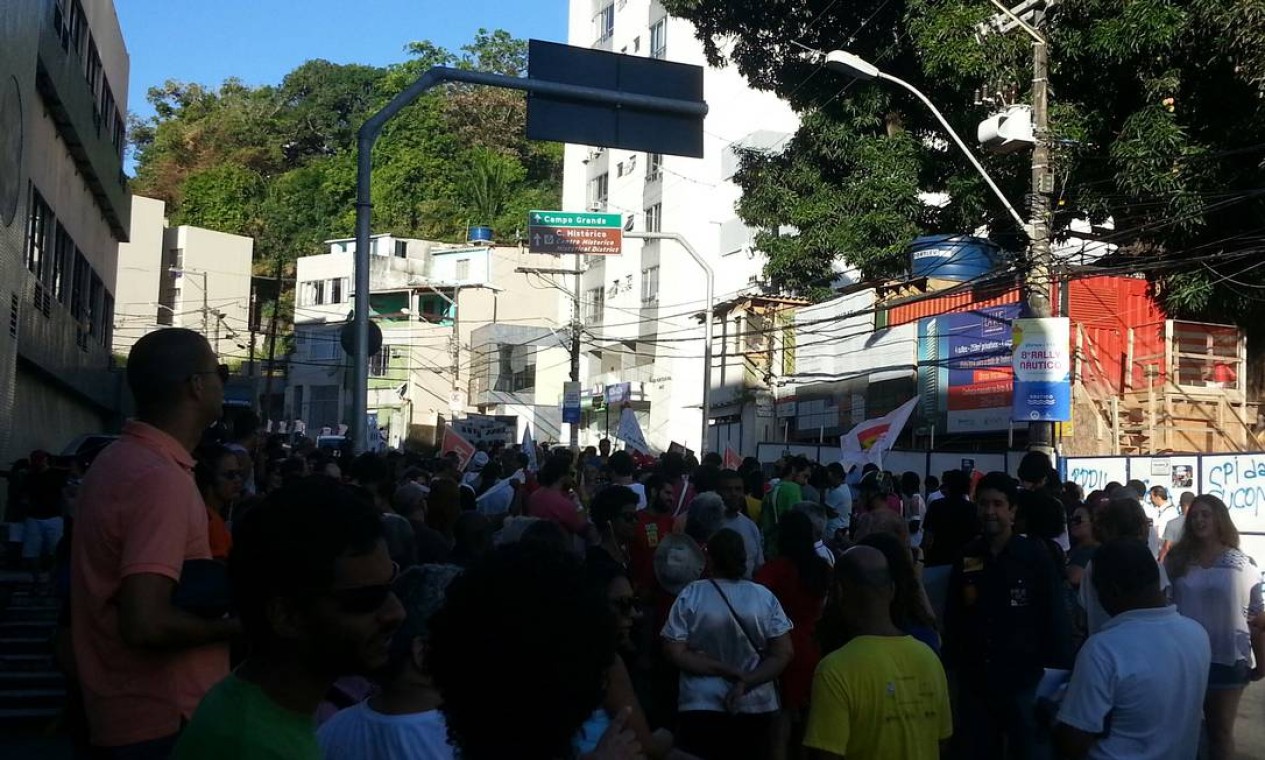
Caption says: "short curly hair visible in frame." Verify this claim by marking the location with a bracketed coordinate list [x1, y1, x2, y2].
[428, 543, 616, 759]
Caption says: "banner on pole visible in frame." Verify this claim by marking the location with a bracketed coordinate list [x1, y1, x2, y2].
[724, 446, 742, 470]
[522, 424, 539, 471]
[617, 407, 651, 454]
[442, 427, 477, 471]
[1012, 317, 1072, 422]
[839, 398, 918, 468]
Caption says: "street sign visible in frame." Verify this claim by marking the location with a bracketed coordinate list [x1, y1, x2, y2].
[527, 40, 706, 158]
[1011, 317, 1071, 422]
[528, 210, 623, 256]
[563, 381, 582, 424]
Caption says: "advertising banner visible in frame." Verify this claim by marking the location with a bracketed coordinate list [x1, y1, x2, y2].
[917, 303, 1019, 433]
[1012, 317, 1071, 422]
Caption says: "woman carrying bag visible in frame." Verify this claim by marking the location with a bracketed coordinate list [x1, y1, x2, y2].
[662, 529, 794, 759]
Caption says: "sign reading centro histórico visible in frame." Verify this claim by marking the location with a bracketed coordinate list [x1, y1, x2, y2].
[528, 210, 623, 256]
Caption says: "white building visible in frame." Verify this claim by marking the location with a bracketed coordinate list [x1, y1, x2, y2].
[562, 0, 799, 453]
[286, 234, 569, 449]
[113, 195, 254, 359]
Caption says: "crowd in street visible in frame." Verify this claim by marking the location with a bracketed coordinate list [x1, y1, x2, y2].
[7, 326, 1265, 759]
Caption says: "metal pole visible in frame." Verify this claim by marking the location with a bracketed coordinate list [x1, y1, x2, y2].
[570, 252, 582, 449]
[353, 66, 708, 452]
[624, 232, 713, 455]
[451, 285, 461, 396]
[200, 271, 209, 342]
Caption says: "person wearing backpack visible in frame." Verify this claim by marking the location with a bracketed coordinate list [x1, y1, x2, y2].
[760, 457, 812, 559]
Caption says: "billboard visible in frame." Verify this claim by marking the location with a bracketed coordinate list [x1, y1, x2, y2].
[1012, 317, 1072, 422]
[917, 303, 1019, 434]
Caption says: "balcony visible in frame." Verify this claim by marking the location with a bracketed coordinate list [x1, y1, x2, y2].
[35, 2, 130, 240]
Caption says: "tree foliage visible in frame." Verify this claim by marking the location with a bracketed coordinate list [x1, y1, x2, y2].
[661, 0, 1265, 321]
[129, 28, 560, 274]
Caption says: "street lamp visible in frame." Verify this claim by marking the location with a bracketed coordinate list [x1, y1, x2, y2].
[822, 50, 1028, 232]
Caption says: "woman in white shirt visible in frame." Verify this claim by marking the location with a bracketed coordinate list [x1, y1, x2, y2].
[661, 529, 794, 760]
[1165, 494, 1265, 760]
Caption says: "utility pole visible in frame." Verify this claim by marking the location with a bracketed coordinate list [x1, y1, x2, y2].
[451, 285, 461, 400]
[247, 281, 259, 377]
[1025, 9, 1056, 455]
[261, 257, 284, 425]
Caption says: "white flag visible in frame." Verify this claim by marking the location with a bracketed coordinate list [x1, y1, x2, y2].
[839, 397, 918, 468]
[616, 407, 651, 454]
[521, 424, 539, 472]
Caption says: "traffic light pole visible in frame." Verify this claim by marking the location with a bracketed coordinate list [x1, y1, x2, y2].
[353, 66, 707, 453]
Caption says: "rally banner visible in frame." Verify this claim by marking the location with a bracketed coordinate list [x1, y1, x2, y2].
[521, 424, 539, 471]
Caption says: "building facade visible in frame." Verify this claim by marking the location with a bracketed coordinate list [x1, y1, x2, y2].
[286, 235, 568, 449]
[114, 195, 254, 360]
[0, 0, 131, 468]
[562, 0, 799, 453]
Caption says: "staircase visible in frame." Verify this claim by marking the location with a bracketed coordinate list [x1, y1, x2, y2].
[0, 570, 66, 737]
[1068, 381, 1262, 455]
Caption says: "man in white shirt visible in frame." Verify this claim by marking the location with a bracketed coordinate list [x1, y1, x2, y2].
[793, 500, 836, 567]
[718, 469, 764, 578]
[824, 463, 853, 541]
[1056, 539, 1210, 760]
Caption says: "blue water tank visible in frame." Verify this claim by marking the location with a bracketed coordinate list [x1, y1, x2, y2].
[467, 225, 494, 245]
[909, 234, 1000, 281]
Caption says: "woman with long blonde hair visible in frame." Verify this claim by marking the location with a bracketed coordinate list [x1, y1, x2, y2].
[1165, 494, 1265, 760]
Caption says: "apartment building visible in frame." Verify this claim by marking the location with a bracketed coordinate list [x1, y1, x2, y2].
[563, 0, 799, 453]
[114, 195, 254, 359]
[286, 235, 566, 449]
[0, 0, 131, 467]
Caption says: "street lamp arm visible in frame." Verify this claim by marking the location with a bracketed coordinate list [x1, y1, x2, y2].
[876, 71, 1029, 233]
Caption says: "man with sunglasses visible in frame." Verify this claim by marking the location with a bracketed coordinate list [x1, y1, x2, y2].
[176, 478, 406, 758]
[71, 328, 238, 759]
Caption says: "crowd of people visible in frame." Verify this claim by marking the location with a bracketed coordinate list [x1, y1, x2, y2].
[8, 326, 1265, 760]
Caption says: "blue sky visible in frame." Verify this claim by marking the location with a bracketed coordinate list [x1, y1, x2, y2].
[117, 0, 568, 118]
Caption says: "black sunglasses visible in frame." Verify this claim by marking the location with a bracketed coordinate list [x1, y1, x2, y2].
[191, 364, 230, 384]
[326, 562, 400, 614]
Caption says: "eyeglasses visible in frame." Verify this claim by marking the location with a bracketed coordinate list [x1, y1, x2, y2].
[326, 562, 400, 615]
[191, 364, 230, 384]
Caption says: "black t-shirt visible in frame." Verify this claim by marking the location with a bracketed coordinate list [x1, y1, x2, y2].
[922, 495, 980, 567]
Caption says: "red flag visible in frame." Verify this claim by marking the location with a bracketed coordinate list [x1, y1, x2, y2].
[442, 426, 477, 470]
[723, 446, 742, 470]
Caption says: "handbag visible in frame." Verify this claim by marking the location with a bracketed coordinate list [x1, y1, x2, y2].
[708, 579, 781, 707]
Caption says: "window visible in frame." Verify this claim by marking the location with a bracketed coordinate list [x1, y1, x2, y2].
[87, 273, 102, 338]
[101, 293, 114, 349]
[329, 277, 347, 304]
[70, 250, 87, 322]
[588, 173, 609, 211]
[53, 223, 71, 303]
[369, 347, 392, 377]
[394, 240, 408, 258]
[633, 35, 641, 53]
[495, 344, 536, 393]
[646, 153, 663, 181]
[455, 259, 470, 280]
[300, 280, 327, 307]
[24, 184, 50, 278]
[173, 248, 184, 270]
[586, 286, 606, 323]
[309, 329, 340, 360]
[644, 203, 662, 233]
[595, 4, 615, 42]
[650, 17, 668, 59]
[641, 266, 660, 304]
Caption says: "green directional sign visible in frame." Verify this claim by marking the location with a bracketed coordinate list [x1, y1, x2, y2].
[528, 210, 624, 256]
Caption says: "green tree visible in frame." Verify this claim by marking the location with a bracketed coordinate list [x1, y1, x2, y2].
[661, 0, 1265, 322]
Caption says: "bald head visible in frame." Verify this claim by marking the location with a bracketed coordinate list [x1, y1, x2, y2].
[127, 328, 221, 422]
[837, 545, 893, 591]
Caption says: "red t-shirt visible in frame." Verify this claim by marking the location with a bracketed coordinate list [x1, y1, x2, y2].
[629, 511, 677, 596]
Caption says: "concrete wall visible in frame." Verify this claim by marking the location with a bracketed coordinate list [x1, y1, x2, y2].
[564, 0, 799, 453]
[0, 0, 131, 476]
[168, 225, 253, 358]
[112, 194, 166, 353]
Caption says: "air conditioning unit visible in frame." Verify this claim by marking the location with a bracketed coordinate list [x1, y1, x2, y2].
[978, 105, 1035, 154]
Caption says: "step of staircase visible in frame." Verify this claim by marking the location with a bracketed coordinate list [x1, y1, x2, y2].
[0, 686, 65, 710]
[0, 637, 53, 656]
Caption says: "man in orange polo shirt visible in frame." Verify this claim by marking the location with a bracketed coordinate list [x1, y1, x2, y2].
[71, 328, 240, 758]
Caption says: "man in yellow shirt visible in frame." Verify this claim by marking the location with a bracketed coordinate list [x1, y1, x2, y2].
[803, 546, 952, 760]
